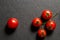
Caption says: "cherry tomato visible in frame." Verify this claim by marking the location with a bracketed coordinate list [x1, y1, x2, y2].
[7, 18, 19, 29]
[32, 18, 42, 27]
[45, 20, 56, 31]
[41, 9, 52, 20]
[38, 29, 46, 38]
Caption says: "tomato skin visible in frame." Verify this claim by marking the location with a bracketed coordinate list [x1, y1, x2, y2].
[45, 20, 56, 31]
[32, 18, 42, 27]
[41, 9, 52, 20]
[7, 18, 19, 29]
[38, 29, 46, 38]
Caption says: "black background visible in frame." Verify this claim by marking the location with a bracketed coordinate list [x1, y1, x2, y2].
[0, 0, 60, 40]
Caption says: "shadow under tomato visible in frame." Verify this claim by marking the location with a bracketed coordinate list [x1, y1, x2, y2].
[44, 26, 53, 36]
[5, 24, 16, 35]
[30, 23, 39, 33]
[36, 33, 45, 40]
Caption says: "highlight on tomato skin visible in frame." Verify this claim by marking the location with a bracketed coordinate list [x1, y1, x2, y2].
[7, 18, 19, 29]
[37, 29, 47, 38]
[45, 20, 56, 31]
[32, 18, 42, 27]
[41, 9, 52, 20]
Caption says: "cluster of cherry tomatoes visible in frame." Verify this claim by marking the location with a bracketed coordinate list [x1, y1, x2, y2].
[32, 9, 56, 38]
[6, 9, 57, 38]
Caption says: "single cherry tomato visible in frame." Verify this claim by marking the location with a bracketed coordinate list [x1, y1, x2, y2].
[38, 29, 46, 38]
[32, 18, 42, 27]
[41, 9, 52, 20]
[7, 18, 19, 29]
[45, 20, 56, 31]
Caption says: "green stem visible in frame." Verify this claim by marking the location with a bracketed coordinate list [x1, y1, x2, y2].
[52, 13, 58, 19]
[42, 22, 46, 25]
[39, 22, 46, 29]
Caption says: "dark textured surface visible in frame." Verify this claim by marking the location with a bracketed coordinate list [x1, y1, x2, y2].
[0, 0, 60, 40]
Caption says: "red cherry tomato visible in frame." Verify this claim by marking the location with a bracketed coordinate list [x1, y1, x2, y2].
[41, 9, 52, 20]
[45, 20, 56, 31]
[32, 18, 42, 27]
[7, 18, 19, 29]
[38, 29, 46, 38]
